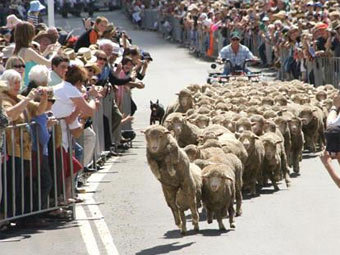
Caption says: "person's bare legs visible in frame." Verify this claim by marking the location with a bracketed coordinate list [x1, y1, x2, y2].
[320, 150, 340, 188]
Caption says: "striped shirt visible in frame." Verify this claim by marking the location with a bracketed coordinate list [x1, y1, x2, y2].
[27, 12, 39, 26]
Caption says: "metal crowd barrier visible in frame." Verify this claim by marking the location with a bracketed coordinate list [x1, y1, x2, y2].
[0, 91, 116, 225]
[0, 121, 71, 224]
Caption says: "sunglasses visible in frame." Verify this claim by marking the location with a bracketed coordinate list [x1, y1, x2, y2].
[232, 38, 240, 41]
[97, 56, 107, 61]
[14, 64, 25, 68]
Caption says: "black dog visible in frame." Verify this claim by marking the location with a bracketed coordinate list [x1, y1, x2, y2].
[150, 100, 165, 125]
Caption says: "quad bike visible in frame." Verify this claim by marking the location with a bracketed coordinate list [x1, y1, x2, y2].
[207, 58, 261, 84]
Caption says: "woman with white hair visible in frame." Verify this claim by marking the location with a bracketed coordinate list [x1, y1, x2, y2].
[0, 69, 48, 219]
[21, 65, 51, 96]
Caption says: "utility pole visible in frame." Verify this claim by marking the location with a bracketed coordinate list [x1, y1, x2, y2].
[47, 0, 55, 27]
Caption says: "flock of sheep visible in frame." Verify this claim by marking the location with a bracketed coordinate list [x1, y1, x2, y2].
[143, 79, 337, 234]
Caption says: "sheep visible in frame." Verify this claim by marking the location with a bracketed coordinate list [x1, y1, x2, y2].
[164, 113, 202, 147]
[202, 163, 236, 230]
[176, 163, 202, 233]
[274, 116, 292, 167]
[162, 89, 194, 123]
[190, 114, 210, 129]
[299, 105, 325, 152]
[202, 124, 231, 137]
[235, 117, 252, 133]
[263, 119, 291, 187]
[250, 115, 266, 136]
[260, 133, 283, 191]
[143, 125, 199, 234]
[237, 130, 265, 196]
[183, 144, 243, 216]
[285, 114, 305, 174]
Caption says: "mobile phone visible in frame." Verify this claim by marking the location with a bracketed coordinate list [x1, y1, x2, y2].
[308, 47, 316, 58]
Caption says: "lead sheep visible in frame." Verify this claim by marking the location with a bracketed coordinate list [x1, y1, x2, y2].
[143, 125, 200, 234]
[183, 145, 243, 216]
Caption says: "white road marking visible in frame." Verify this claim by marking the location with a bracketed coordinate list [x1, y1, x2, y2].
[77, 157, 120, 255]
[76, 206, 100, 255]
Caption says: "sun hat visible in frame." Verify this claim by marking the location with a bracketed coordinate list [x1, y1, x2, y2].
[6, 14, 22, 29]
[63, 48, 76, 60]
[77, 47, 97, 62]
[69, 58, 85, 67]
[84, 62, 101, 75]
[29, 0, 46, 12]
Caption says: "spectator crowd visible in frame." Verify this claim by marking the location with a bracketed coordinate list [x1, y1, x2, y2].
[124, 0, 340, 85]
[0, 1, 151, 230]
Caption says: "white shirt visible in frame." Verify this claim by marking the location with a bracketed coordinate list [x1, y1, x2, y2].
[52, 81, 82, 150]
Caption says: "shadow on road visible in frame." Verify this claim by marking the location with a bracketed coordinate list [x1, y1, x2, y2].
[136, 241, 195, 255]
[163, 228, 231, 239]
[0, 220, 80, 242]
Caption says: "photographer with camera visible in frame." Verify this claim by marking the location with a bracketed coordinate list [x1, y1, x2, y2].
[217, 30, 259, 75]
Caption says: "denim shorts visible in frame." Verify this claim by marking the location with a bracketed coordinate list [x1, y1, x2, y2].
[325, 125, 340, 153]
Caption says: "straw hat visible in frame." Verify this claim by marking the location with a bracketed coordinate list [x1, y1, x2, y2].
[84, 62, 101, 75]
[63, 48, 76, 60]
[69, 58, 85, 67]
[77, 47, 97, 62]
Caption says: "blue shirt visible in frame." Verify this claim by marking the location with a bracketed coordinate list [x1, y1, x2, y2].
[219, 44, 255, 67]
[31, 114, 50, 156]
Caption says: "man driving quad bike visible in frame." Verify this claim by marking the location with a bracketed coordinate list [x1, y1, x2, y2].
[217, 31, 259, 75]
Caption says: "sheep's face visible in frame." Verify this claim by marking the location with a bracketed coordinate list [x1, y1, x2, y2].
[299, 109, 314, 125]
[236, 118, 251, 133]
[276, 98, 287, 106]
[195, 118, 209, 129]
[144, 127, 170, 153]
[223, 120, 236, 133]
[172, 118, 185, 135]
[316, 93, 327, 102]
[179, 95, 191, 108]
[209, 176, 222, 192]
[251, 121, 264, 136]
[239, 132, 256, 151]
[289, 118, 302, 135]
[262, 139, 280, 160]
[274, 118, 288, 135]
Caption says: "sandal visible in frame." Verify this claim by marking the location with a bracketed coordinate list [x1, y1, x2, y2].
[45, 208, 72, 219]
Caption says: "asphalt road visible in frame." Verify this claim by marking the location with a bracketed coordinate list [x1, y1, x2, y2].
[2, 10, 340, 255]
